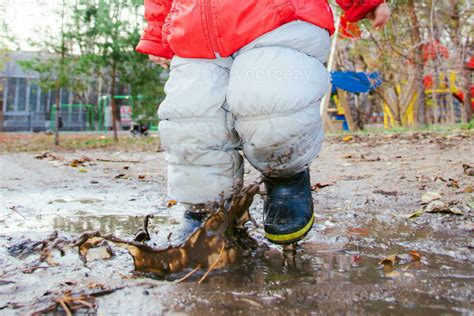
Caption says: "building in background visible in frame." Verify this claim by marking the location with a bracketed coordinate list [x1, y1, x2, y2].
[0, 51, 80, 132]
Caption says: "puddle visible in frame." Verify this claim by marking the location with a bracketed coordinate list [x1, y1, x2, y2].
[1, 205, 472, 315]
[1, 134, 473, 314]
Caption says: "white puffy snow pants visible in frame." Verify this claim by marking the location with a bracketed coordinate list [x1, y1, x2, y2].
[159, 21, 330, 204]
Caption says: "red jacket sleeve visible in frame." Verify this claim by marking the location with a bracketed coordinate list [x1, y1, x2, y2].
[136, 0, 174, 59]
[336, 0, 384, 22]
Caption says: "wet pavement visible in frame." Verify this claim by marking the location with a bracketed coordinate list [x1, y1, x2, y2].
[1, 132, 473, 314]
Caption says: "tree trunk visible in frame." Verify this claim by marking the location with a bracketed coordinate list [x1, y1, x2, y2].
[407, 0, 427, 126]
[110, 61, 118, 142]
[463, 64, 473, 121]
[54, 91, 61, 146]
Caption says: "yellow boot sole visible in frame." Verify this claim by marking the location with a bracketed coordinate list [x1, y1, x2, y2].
[264, 213, 315, 245]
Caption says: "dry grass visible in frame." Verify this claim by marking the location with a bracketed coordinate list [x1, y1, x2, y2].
[0, 132, 162, 153]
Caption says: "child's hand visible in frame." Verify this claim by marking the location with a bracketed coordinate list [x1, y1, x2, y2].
[367, 2, 391, 29]
[149, 55, 171, 69]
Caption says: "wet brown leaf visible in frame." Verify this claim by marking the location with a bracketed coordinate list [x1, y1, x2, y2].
[167, 200, 177, 208]
[114, 174, 129, 179]
[311, 182, 334, 191]
[138, 175, 146, 180]
[73, 185, 261, 277]
[425, 201, 463, 216]
[379, 254, 400, 266]
[434, 176, 447, 182]
[464, 186, 473, 193]
[408, 250, 421, 262]
[447, 178, 460, 189]
[462, 164, 474, 176]
[70, 157, 92, 168]
[35, 152, 64, 161]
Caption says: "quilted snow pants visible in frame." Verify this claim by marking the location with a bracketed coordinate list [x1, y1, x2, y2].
[158, 21, 331, 204]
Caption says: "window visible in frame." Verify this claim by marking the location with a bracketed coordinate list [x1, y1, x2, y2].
[39, 88, 49, 113]
[60, 89, 69, 105]
[6, 78, 16, 112]
[29, 84, 39, 112]
[17, 78, 27, 111]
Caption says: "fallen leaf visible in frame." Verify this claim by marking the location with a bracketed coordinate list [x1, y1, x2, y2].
[420, 191, 441, 204]
[425, 201, 463, 216]
[239, 298, 263, 309]
[70, 157, 92, 168]
[167, 200, 177, 208]
[138, 175, 146, 180]
[464, 186, 473, 193]
[462, 164, 474, 176]
[447, 178, 460, 189]
[114, 174, 129, 179]
[87, 282, 106, 290]
[73, 184, 261, 277]
[360, 155, 381, 162]
[79, 168, 88, 173]
[342, 135, 353, 142]
[35, 152, 64, 161]
[35, 152, 50, 159]
[379, 254, 399, 266]
[373, 189, 398, 196]
[408, 250, 421, 262]
[311, 182, 334, 191]
[408, 209, 425, 219]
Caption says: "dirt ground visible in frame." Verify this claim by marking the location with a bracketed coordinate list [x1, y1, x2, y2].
[1, 131, 473, 315]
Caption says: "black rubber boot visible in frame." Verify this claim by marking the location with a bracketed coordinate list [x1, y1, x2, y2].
[263, 169, 314, 245]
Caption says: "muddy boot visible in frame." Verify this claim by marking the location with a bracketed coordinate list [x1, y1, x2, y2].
[263, 169, 314, 245]
[162, 203, 208, 248]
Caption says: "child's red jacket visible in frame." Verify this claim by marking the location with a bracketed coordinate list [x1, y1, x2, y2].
[136, 0, 383, 59]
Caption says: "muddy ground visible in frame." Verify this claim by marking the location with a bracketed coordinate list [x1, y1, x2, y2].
[1, 131, 473, 315]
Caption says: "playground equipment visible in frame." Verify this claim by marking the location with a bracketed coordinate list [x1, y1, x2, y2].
[327, 71, 382, 130]
[384, 43, 474, 128]
[98, 95, 158, 132]
[383, 70, 472, 128]
[50, 104, 95, 131]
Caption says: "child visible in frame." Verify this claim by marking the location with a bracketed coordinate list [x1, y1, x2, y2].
[136, 0, 390, 245]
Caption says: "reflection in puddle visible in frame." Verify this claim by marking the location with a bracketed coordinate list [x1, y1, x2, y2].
[2, 210, 473, 314]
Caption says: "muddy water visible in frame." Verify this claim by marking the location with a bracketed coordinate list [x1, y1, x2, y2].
[1, 132, 473, 314]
